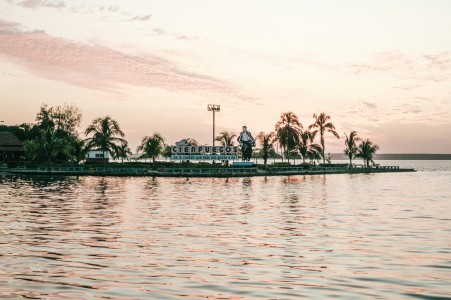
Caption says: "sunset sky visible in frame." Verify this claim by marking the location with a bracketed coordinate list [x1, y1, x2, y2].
[1, 0, 450, 153]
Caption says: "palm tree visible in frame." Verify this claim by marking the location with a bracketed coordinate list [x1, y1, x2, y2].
[137, 133, 165, 168]
[275, 112, 302, 163]
[84, 116, 126, 160]
[215, 131, 237, 166]
[256, 131, 275, 168]
[309, 113, 340, 165]
[215, 131, 236, 146]
[343, 131, 361, 167]
[162, 145, 173, 160]
[32, 127, 72, 163]
[298, 130, 322, 164]
[307, 147, 322, 164]
[71, 137, 88, 164]
[115, 141, 133, 163]
[356, 139, 380, 167]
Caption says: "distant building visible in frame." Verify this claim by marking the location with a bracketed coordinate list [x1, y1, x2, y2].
[0, 132, 25, 162]
[86, 150, 110, 164]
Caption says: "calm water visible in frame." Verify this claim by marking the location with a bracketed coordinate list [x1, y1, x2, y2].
[1, 161, 450, 299]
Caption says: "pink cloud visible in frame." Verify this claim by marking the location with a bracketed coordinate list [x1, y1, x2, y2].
[7, 0, 66, 9]
[0, 20, 247, 99]
[125, 14, 152, 22]
[348, 50, 451, 82]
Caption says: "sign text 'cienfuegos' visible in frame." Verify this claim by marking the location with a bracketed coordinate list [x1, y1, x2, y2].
[171, 145, 239, 160]
[171, 146, 238, 154]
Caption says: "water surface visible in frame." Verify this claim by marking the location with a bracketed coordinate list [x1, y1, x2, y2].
[1, 161, 450, 299]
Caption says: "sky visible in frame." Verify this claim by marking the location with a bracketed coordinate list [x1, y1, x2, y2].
[0, 0, 450, 153]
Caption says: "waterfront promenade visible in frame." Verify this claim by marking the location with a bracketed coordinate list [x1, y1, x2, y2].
[2, 164, 415, 178]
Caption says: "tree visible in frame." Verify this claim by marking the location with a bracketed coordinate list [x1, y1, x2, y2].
[162, 145, 173, 160]
[344, 131, 361, 167]
[0, 123, 36, 142]
[215, 131, 236, 146]
[214, 131, 237, 166]
[71, 138, 88, 164]
[298, 130, 322, 164]
[52, 104, 82, 136]
[307, 147, 322, 164]
[23, 103, 83, 163]
[309, 113, 340, 165]
[25, 127, 72, 163]
[36, 103, 82, 136]
[275, 112, 302, 162]
[115, 141, 133, 163]
[356, 139, 380, 167]
[84, 116, 126, 160]
[256, 131, 275, 168]
[137, 133, 165, 168]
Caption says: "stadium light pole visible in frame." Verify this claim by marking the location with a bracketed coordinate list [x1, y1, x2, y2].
[207, 104, 220, 146]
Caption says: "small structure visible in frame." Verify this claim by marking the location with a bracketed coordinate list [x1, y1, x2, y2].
[0, 132, 25, 163]
[86, 150, 110, 164]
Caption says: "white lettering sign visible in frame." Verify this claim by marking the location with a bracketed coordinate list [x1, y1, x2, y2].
[171, 155, 239, 160]
[171, 146, 238, 154]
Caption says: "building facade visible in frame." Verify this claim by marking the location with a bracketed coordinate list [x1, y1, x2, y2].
[86, 150, 110, 164]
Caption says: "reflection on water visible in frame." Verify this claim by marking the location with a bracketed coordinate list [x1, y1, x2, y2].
[1, 162, 451, 299]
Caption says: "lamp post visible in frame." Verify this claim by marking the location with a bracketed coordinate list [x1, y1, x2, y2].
[207, 104, 220, 146]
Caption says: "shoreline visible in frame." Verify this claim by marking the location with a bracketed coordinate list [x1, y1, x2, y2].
[2, 166, 416, 178]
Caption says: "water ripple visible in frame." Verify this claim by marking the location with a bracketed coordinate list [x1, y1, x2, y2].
[1, 163, 451, 299]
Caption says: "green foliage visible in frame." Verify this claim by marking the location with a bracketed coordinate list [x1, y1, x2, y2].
[36, 103, 82, 135]
[137, 133, 165, 167]
[344, 131, 361, 167]
[215, 131, 237, 146]
[309, 112, 340, 164]
[356, 139, 380, 167]
[275, 112, 302, 162]
[298, 130, 322, 164]
[84, 116, 126, 159]
[162, 145, 172, 159]
[20, 103, 84, 163]
[0, 123, 37, 141]
[256, 131, 276, 167]
[114, 141, 133, 163]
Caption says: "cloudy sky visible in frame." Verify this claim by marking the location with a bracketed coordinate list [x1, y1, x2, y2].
[0, 0, 450, 153]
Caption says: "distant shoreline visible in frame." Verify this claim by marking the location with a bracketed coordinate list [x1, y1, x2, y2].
[330, 153, 451, 160]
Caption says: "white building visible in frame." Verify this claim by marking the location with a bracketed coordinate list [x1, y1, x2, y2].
[86, 150, 110, 163]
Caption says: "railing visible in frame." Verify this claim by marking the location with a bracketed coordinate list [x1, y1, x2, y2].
[161, 167, 257, 174]
[93, 167, 148, 173]
[375, 165, 400, 170]
[36, 166, 148, 173]
[266, 166, 305, 172]
[38, 166, 86, 172]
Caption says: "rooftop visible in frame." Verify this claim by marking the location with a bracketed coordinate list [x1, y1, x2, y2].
[0, 132, 25, 152]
